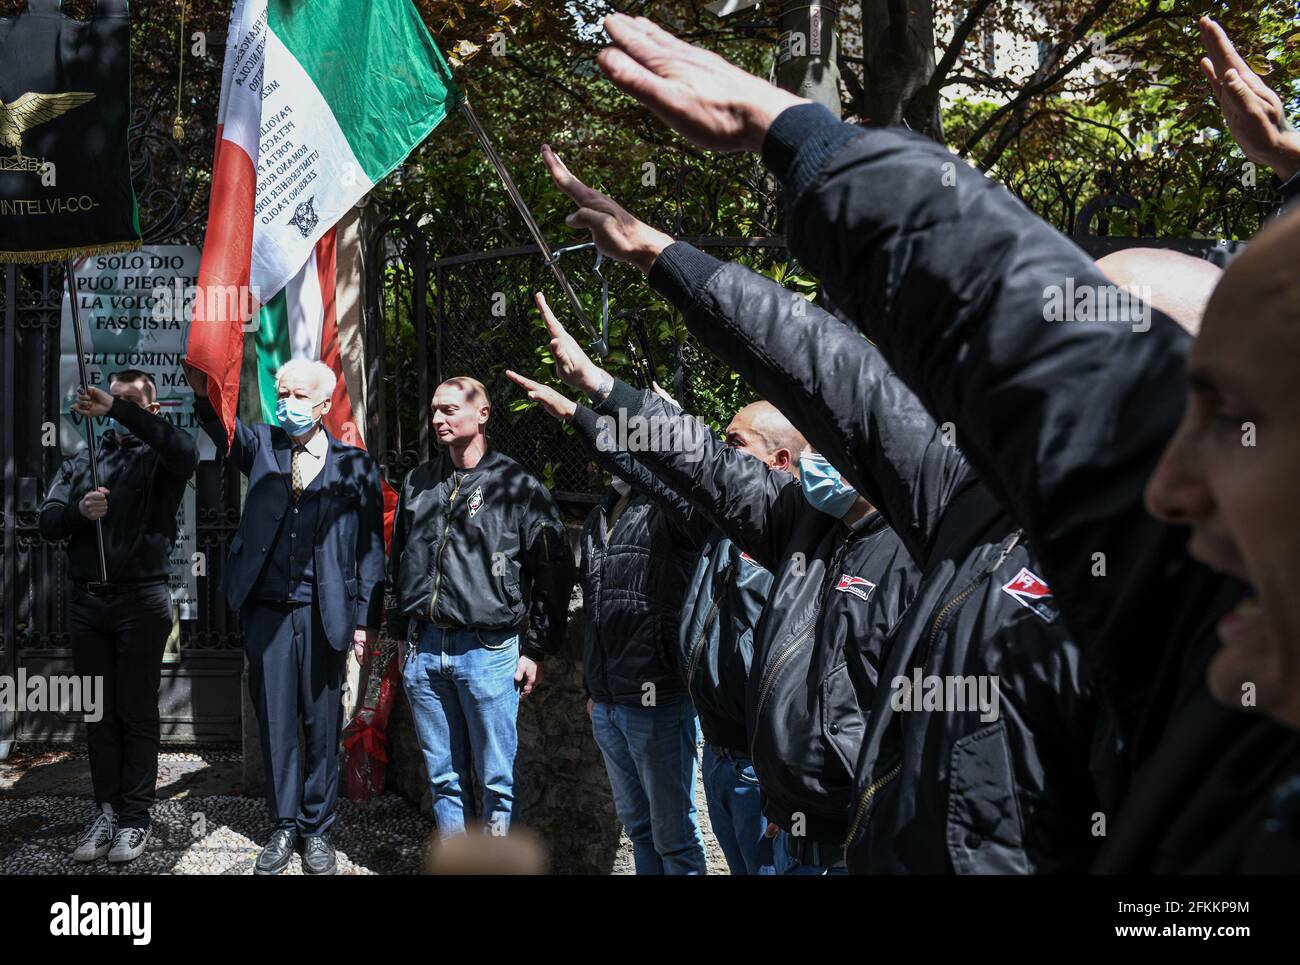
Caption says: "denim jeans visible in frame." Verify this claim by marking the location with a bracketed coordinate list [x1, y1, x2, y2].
[773, 831, 850, 875]
[591, 698, 706, 875]
[701, 745, 775, 875]
[403, 623, 520, 839]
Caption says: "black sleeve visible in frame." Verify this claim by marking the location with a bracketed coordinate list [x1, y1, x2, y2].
[570, 402, 703, 529]
[111, 397, 198, 478]
[195, 396, 258, 476]
[38, 455, 92, 542]
[649, 240, 973, 567]
[354, 453, 386, 631]
[760, 103, 1197, 664]
[589, 377, 815, 573]
[519, 480, 575, 659]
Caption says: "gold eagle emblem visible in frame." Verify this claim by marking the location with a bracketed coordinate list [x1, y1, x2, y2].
[0, 92, 96, 158]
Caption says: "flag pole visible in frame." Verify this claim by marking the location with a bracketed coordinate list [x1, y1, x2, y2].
[459, 96, 601, 347]
[64, 259, 109, 584]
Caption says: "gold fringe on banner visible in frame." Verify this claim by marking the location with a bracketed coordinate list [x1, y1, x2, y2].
[0, 239, 144, 264]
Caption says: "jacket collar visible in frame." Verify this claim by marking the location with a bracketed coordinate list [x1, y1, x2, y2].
[272, 424, 335, 496]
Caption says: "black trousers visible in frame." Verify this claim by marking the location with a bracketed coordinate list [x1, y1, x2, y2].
[240, 594, 345, 837]
[67, 581, 173, 828]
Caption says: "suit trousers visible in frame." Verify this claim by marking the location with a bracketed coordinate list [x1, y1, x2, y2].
[241, 593, 345, 837]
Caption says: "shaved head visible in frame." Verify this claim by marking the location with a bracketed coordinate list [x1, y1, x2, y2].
[1096, 247, 1222, 336]
[438, 376, 491, 411]
[725, 401, 806, 475]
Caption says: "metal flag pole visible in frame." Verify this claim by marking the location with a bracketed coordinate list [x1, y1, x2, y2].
[64, 258, 109, 584]
[459, 96, 602, 349]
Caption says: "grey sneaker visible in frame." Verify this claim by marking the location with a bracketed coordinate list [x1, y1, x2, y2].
[72, 811, 116, 862]
[107, 825, 151, 863]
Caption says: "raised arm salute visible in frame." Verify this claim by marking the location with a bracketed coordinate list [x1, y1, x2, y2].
[537, 149, 1102, 874]
[590, 12, 1300, 872]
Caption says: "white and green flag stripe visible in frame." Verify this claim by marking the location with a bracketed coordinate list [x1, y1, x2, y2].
[189, 0, 459, 445]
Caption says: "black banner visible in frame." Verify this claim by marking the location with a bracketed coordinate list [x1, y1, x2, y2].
[0, 0, 141, 263]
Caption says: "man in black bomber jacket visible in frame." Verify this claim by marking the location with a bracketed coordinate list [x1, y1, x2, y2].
[387, 376, 574, 840]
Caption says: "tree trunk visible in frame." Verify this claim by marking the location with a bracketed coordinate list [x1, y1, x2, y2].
[858, 0, 942, 141]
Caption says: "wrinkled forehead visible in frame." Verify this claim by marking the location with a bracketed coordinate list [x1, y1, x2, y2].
[276, 374, 319, 396]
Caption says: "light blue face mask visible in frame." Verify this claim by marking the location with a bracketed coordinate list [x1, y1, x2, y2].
[276, 396, 320, 435]
[799, 452, 859, 518]
[104, 416, 129, 438]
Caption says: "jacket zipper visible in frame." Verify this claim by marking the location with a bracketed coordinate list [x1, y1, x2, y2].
[685, 567, 733, 694]
[751, 537, 850, 756]
[843, 530, 1024, 852]
[425, 471, 464, 626]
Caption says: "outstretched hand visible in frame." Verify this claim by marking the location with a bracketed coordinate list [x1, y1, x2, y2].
[1199, 16, 1300, 181]
[597, 13, 807, 154]
[505, 369, 577, 421]
[532, 292, 610, 397]
[541, 144, 674, 274]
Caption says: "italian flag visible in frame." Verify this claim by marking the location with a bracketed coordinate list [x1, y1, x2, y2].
[184, 0, 461, 453]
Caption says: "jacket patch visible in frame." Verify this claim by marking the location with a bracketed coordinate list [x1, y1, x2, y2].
[468, 486, 484, 518]
[738, 551, 759, 566]
[834, 574, 876, 602]
[1001, 567, 1057, 623]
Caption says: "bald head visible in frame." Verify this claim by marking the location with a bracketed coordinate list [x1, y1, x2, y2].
[1096, 247, 1222, 336]
[726, 401, 806, 475]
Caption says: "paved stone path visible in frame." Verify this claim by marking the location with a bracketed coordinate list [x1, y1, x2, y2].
[1, 744, 730, 874]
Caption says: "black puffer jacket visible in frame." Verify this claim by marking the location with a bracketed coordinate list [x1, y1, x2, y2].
[648, 242, 1100, 873]
[579, 486, 702, 705]
[589, 379, 921, 845]
[570, 404, 771, 751]
[387, 446, 574, 659]
[759, 102, 1300, 871]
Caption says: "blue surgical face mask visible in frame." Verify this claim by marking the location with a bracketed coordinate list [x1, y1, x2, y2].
[799, 452, 859, 518]
[276, 396, 320, 435]
[104, 416, 130, 438]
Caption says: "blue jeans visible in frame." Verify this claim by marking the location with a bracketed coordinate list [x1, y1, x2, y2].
[591, 698, 706, 875]
[701, 745, 775, 875]
[773, 831, 850, 875]
[403, 623, 520, 839]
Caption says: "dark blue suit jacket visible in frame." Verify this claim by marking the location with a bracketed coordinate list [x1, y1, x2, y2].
[197, 399, 386, 651]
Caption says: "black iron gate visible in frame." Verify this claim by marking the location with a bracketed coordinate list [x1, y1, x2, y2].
[366, 222, 792, 507]
[0, 26, 241, 753]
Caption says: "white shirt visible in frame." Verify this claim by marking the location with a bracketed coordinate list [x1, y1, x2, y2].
[291, 428, 329, 489]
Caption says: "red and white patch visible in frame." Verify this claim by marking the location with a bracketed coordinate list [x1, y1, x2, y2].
[738, 551, 759, 566]
[468, 486, 484, 518]
[834, 574, 876, 602]
[1001, 567, 1057, 623]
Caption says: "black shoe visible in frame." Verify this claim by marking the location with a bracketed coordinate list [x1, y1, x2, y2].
[301, 835, 337, 875]
[254, 829, 297, 875]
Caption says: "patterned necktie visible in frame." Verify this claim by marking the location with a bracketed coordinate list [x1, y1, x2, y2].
[291, 446, 305, 501]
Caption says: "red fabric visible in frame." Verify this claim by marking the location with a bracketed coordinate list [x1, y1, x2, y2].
[183, 125, 256, 448]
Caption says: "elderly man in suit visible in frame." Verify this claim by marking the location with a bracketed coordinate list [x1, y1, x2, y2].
[192, 359, 385, 875]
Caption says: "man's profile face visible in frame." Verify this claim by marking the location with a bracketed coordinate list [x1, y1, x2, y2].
[110, 377, 160, 415]
[431, 383, 486, 447]
[1145, 232, 1300, 727]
